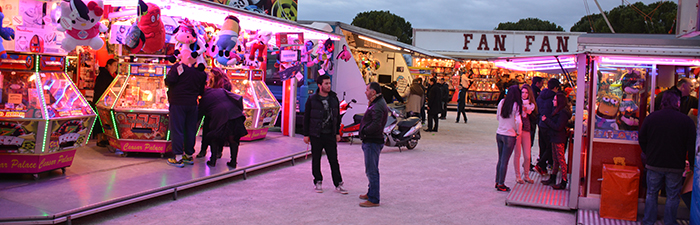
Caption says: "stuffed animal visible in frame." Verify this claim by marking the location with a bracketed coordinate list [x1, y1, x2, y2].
[214, 15, 241, 66]
[136, 0, 165, 53]
[0, 7, 15, 58]
[58, 0, 107, 52]
[167, 19, 206, 71]
[248, 30, 271, 62]
[595, 92, 619, 130]
[336, 44, 351, 62]
[616, 71, 644, 130]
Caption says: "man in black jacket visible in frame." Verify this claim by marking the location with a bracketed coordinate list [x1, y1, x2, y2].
[439, 78, 450, 120]
[381, 81, 404, 104]
[534, 78, 560, 176]
[654, 78, 698, 115]
[426, 78, 443, 132]
[303, 75, 347, 194]
[639, 92, 696, 225]
[93, 59, 117, 147]
[358, 82, 388, 207]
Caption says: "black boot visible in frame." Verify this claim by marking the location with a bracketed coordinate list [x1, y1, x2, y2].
[553, 179, 568, 190]
[541, 174, 556, 185]
[206, 159, 216, 167]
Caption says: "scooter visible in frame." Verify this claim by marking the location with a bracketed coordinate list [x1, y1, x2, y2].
[338, 94, 359, 143]
[383, 107, 421, 151]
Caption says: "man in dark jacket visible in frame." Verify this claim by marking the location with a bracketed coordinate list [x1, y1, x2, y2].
[358, 82, 388, 207]
[303, 75, 347, 194]
[92, 58, 117, 147]
[654, 78, 698, 115]
[165, 50, 207, 168]
[439, 78, 450, 120]
[425, 78, 443, 132]
[639, 92, 696, 225]
[534, 78, 560, 176]
[381, 81, 404, 104]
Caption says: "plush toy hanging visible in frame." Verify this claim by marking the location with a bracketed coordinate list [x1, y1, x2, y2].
[167, 19, 206, 71]
[247, 30, 271, 62]
[616, 71, 644, 130]
[126, 0, 164, 54]
[0, 7, 15, 59]
[58, 0, 108, 52]
[214, 15, 241, 66]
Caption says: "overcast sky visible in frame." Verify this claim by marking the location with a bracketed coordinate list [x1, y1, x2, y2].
[298, 0, 676, 32]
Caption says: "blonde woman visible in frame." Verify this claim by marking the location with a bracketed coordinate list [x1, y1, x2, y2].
[513, 84, 537, 184]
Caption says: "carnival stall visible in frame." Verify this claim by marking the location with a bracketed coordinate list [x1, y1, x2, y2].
[0, 53, 97, 178]
[224, 68, 280, 141]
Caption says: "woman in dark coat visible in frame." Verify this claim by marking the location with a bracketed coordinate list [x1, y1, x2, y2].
[93, 59, 117, 147]
[198, 68, 247, 167]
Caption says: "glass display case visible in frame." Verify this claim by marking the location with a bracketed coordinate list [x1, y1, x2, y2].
[0, 53, 96, 177]
[593, 64, 648, 141]
[95, 62, 171, 156]
[226, 68, 281, 141]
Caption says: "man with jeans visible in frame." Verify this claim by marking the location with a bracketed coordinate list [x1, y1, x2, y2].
[358, 82, 388, 207]
[303, 75, 347, 194]
[639, 92, 695, 225]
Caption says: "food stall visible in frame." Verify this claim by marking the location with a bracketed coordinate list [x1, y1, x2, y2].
[95, 60, 171, 156]
[225, 68, 280, 141]
[0, 53, 96, 178]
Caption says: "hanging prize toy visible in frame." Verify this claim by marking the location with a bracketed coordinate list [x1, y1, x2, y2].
[0, 7, 15, 58]
[167, 19, 206, 71]
[215, 15, 241, 66]
[127, 0, 164, 54]
[58, 0, 107, 52]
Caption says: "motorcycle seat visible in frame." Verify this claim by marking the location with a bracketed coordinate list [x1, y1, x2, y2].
[398, 117, 420, 130]
[353, 114, 365, 124]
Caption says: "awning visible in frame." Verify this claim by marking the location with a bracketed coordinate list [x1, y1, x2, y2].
[578, 33, 700, 57]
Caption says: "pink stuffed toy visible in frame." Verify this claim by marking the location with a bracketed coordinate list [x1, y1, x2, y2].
[58, 0, 107, 52]
[247, 31, 271, 62]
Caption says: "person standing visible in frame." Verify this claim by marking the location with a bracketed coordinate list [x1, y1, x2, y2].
[535, 78, 560, 176]
[455, 84, 468, 123]
[406, 78, 424, 118]
[640, 92, 695, 225]
[495, 85, 522, 192]
[381, 81, 404, 104]
[540, 92, 571, 189]
[303, 75, 348, 194]
[93, 58, 117, 147]
[198, 68, 247, 168]
[425, 78, 442, 132]
[654, 78, 698, 115]
[165, 49, 207, 168]
[513, 84, 537, 184]
[439, 78, 450, 120]
[358, 82, 388, 207]
[529, 77, 544, 153]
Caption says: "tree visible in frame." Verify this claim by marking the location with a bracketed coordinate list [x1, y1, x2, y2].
[351, 10, 413, 44]
[495, 18, 564, 31]
[570, 1, 677, 33]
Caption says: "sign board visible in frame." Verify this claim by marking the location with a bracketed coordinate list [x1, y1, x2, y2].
[413, 29, 584, 56]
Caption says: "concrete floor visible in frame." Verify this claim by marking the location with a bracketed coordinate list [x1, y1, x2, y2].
[73, 112, 576, 224]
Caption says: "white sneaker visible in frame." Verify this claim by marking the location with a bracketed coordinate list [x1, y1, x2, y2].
[335, 182, 348, 195]
[314, 181, 323, 193]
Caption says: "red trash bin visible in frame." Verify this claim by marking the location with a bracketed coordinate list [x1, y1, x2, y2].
[600, 164, 640, 221]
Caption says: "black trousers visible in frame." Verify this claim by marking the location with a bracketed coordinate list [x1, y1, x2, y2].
[440, 101, 448, 118]
[537, 127, 553, 169]
[210, 135, 241, 164]
[310, 133, 343, 187]
[427, 112, 440, 131]
[456, 105, 467, 122]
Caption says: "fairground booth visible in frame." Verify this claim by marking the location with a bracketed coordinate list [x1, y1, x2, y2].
[492, 33, 700, 223]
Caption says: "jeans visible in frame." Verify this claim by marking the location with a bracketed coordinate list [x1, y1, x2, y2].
[310, 133, 343, 187]
[362, 142, 383, 204]
[495, 134, 517, 185]
[643, 169, 683, 225]
[169, 105, 199, 156]
[513, 131, 531, 179]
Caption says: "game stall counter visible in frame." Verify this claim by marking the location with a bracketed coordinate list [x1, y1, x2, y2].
[95, 61, 171, 156]
[0, 53, 97, 179]
[225, 68, 280, 141]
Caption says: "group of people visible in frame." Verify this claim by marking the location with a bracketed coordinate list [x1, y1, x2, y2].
[303, 75, 389, 207]
[494, 77, 571, 192]
[403, 76, 470, 133]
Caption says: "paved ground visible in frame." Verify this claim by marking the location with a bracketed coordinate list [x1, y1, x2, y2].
[73, 112, 575, 224]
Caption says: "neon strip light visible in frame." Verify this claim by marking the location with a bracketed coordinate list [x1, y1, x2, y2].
[111, 110, 120, 139]
[358, 35, 401, 50]
[107, 0, 340, 41]
[35, 56, 50, 153]
[599, 56, 700, 66]
[196, 116, 205, 136]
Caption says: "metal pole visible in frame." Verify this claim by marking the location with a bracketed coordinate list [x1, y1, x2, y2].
[593, 0, 616, 33]
[569, 53, 587, 209]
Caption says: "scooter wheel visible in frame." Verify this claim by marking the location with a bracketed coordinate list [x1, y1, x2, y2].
[406, 139, 418, 149]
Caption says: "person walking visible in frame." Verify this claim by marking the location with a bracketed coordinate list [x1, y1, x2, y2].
[540, 92, 572, 189]
[303, 75, 348, 194]
[406, 78, 424, 118]
[640, 92, 696, 225]
[495, 85, 522, 192]
[198, 68, 247, 168]
[535, 78, 560, 176]
[93, 58, 117, 147]
[439, 78, 450, 120]
[165, 49, 207, 168]
[425, 78, 442, 132]
[456, 84, 468, 123]
[513, 84, 537, 184]
[358, 82, 388, 207]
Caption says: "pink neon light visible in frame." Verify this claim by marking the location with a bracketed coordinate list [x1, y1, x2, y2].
[600, 56, 700, 66]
